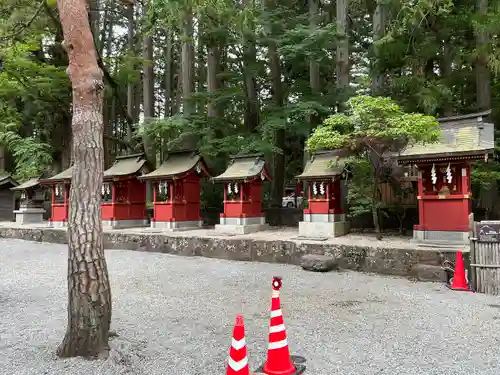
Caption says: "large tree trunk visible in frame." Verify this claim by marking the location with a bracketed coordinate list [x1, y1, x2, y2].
[242, 0, 260, 132]
[197, 16, 206, 114]
[207, 44, 221, 118]
[371, 1, 386, 95]
[475, 0, 495, 217]
[309, 0, 320, 97]
[164, 33, 173, 117]
[475, 0, 491, 111]
[126, 1, 135, 143]
[439, 36, 454, 116]
[370, 1, 386, 237]
[180, 7, 196, 150]
[264, 0, 286, 207]
[336, 0, 349, 102]
[181, 7, 195, 116]
[142, 2, 156, 167]
[56, 0, 112, 359]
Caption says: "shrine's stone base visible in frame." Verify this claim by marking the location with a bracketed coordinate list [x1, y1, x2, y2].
[413, 230, 469, 244]
[303, 213, 346, 223]
[14, 208, 45, 225]
[102, 219, 149, 230]
[151, 220, 203, 231]
[49, 221, 67, 228]
[216, 216, 268, 234]
[299, 221, 349, 238]
[299, 213, 349, 238]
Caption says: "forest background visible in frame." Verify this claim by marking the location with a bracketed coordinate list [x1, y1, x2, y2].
[0, 0, 499, 227]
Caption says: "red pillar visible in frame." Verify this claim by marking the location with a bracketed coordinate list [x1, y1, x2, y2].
[416, 170, 425, 230]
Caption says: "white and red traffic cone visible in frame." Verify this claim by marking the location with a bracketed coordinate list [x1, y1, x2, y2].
[227, 315, 250, 375]
[259, 277, 299, 375]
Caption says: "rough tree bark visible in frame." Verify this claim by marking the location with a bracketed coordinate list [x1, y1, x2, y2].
[164, 33, 173, 117]
[336, 0, 349, 100]
[263, 0, 285, 207]
[126, 1, 135, 143]
[475, 0, 491, 112]
[181, 6, 195, 116]
[242, 0, 259, 132]
[56, 0, 112, 359]
[371, 1, 386, 95]
[142, 2, 156, 168]
[371, 1, 387, 238]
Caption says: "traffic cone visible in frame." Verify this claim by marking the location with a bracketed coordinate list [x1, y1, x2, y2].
[227, 315, 250, 375]
[450, 251, 472, 292]
[261, 277, 297, 375]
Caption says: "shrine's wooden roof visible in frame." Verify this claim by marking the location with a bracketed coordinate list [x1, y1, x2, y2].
[104, 153, 146, 178]
[139, 150, 210, 180]
[213, 154, 271, 182]
[296, 150, 346, 180]
[0, 174, 19, 189]
[11, 177, 40, 191]
[398, 110, 495, 164]
[40, 166, 73, 183]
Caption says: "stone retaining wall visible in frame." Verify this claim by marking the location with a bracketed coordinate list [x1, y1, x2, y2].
[0, 226, 458, 281]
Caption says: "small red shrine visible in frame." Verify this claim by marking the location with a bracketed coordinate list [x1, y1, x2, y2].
[101, 153, 149, 229]
[213, 154, 272, 234]
[296, 150, 349, 238]
[398, 110, 494, 243]
[138, 150, 211, 230]
[40, 166, 73, 228]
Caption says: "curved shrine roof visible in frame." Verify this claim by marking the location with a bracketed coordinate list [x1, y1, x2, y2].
[398, 110, 495, 164]
[11, 177, 40, 191]
[139, 150, 210, 180]
[40, 166, 73, 183]
[103, 153, 146, 178]
[296, 150, 346, 180]
[213, 154, 271, 182]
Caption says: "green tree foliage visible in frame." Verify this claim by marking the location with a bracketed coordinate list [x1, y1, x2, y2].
[308, 95, 440, 236]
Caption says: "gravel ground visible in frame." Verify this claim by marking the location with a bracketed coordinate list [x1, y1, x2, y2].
[1, 239, 499, 375]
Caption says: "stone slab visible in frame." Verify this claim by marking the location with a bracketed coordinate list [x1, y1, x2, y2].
[0, 224, 463, 280]
[413, 230, 469, 244]
[50, 221, 67, 228]
[303, 213, 345, 223]
[219, 216, 265, 226]
[14, 208, 45, 225]
[301, 254, 338, 272]
[151, 220, 203, 231]
[102, 219, 149, 230]
[214, 223, 269, 235]
[299, 221, 349, 238]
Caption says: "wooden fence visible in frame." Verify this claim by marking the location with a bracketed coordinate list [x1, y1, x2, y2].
[470, 220, 500, 295]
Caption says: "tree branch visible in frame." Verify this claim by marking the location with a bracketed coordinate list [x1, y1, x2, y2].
[0, 2, 45, 41]
[95, 53, 135, 127]
[43, 1, 64, 40]
[104, 133, 131, 146]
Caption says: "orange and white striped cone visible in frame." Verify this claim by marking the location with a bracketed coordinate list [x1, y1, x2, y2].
[259, 277, 300, 375]
[227, 315, 250, 375]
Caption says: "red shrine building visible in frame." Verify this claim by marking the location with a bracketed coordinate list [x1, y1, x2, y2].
[101, 154, 149, 229]
[213, 154, 272, 234]
[398, 110, 494, 243]
[139, 150, 211, 230]
[296, 150, 349, 238]
[40, 166, 73, 228]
